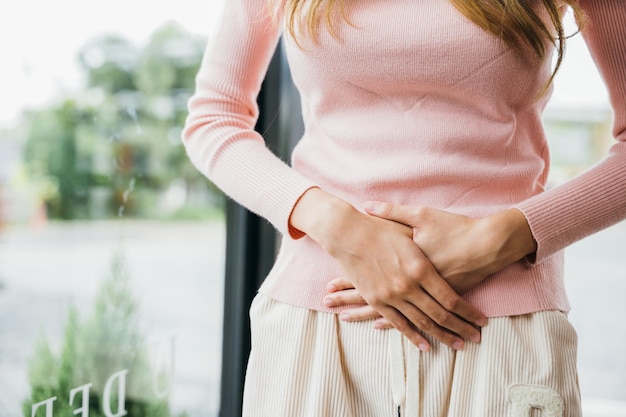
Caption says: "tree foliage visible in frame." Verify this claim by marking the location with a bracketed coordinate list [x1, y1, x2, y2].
[23, 252, 186, 417]
[23, 23, 223, 220]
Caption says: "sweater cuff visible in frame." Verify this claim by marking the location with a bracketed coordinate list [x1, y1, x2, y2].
[514, 143, 626, 265]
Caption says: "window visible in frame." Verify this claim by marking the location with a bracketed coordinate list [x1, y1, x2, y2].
[544, 18, 626, 415]
[0, 2, 226, 416]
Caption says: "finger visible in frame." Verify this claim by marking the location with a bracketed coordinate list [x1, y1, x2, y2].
[404, 282, 483, 344]
[376, 306, 431, 352]
[373, 318, 393, 329]
[420, 274, 488, 328]
[339, 305, 383, 322]
[326, 276, 356, 293]
[363, 201, 419, 225]
[324, 289, 366, 307]
[398, 294, 472, 349]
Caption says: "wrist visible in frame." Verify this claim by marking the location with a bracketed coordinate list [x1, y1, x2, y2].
[289, 188, 356, 249]
[486, 208, 537, 267]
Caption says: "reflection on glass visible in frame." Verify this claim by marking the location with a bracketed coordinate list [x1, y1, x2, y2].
[0, 9, 225, 417]
[23, 252, 182, 417]
[543, 27, 626, 414]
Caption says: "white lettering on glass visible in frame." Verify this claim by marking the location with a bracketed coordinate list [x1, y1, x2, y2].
[31, 397, 57, 417]
[69, 383, 93, 417]
[151, 335, 176, 398]
[103, 369, 129, 417]
[30, 369, 131, 417]
[508, 384, 564, 417]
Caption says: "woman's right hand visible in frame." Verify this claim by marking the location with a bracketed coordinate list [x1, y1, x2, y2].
[289, 188, 486, 351]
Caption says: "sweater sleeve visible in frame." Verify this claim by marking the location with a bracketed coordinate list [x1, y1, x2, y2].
[514, 1, 626, 264]
[182, 1, 317, 237]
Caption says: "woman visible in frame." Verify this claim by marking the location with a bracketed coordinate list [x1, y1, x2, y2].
[182, 1, 625, 416]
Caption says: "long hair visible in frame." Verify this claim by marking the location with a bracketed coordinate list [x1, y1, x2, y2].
[268, 0, 586, 90]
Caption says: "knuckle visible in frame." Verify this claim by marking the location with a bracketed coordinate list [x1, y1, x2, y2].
[416, 318, 433, 332]
[391, 279, 412, 295]
[392, 319, 408, 331]
[433, 310, 454, 327]
[441, 294, 461, 311]
[405, 260, 427, 279]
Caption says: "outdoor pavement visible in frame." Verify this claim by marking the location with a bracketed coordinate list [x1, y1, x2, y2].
[0, 219, 625, 417]
[0, 220, 225, 417]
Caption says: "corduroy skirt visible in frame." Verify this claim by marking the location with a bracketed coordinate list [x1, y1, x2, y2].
[242, 294, 581, 417]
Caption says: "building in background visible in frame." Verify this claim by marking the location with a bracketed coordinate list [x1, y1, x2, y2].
[544, 104, 613, 186]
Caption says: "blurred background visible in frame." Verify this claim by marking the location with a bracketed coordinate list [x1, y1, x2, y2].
[0, 2, 624, 417]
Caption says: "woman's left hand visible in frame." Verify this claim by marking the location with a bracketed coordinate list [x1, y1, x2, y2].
[324, 202, 536, 328]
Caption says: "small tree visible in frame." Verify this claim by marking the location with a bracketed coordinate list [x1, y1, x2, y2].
[23, 251, 186, 417]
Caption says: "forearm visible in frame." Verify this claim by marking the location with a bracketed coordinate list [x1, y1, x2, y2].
[511, 1, 626, 263]
[182, 1, 318, 236]
[482, 208, 537, 272]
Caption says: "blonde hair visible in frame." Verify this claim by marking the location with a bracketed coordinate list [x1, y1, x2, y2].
[269, 0, 586, 90]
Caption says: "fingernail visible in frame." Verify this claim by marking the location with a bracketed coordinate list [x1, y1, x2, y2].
[475, 317, 488, 327]
[452, 340, 464, 350]
[363, 201, 383, 214]
[324, 297, 335, 307]
[339, 312, 350, 321]
[470, 333, 481, 343]
[418, 343, 430, 352]
[373, 321, 384, 329]
[326, 283, 336, 292]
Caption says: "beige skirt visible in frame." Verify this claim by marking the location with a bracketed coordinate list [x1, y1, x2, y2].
[242, 294, 581, 417]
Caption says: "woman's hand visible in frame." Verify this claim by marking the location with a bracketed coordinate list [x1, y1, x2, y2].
[364, 202, 537, 291]
[324, 202, 536, 328]
[324, 276, 393, 329]
[290, 189, 487, 351]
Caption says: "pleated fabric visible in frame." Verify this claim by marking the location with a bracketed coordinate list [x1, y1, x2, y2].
[242, 294, 581, 417]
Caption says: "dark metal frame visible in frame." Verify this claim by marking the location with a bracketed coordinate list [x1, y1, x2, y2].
[219, 40, 303, 417]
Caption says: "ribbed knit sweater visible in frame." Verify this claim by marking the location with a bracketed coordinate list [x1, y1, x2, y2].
[182, 0, 626, 317]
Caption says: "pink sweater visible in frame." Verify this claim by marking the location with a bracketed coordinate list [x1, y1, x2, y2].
[183, 1, 626, 317]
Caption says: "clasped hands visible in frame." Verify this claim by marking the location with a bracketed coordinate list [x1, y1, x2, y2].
[289, 189, 536, 352]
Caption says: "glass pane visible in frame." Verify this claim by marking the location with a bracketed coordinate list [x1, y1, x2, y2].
[545, 16, 626, 415]
[0, 1, 226, 416]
